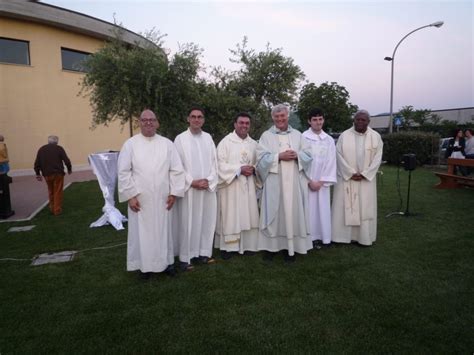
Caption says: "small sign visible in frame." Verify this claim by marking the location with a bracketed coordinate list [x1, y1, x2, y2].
[394, 117, 403, 126]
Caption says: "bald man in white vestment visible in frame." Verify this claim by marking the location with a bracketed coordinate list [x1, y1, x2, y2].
[256, 104, 313, 262]
[174, 107, 218, 271]
[118, 110, 185, 280]
[331, 110, 383, 246]
[215, 112, 260, 258]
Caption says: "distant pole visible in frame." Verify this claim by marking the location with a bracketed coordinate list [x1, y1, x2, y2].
[129, 116, 133, 137]
[384, 21, 444, 134]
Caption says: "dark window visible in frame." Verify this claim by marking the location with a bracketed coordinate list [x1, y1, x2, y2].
[61, 47, 90, 73]
[0, 37, 30, 65]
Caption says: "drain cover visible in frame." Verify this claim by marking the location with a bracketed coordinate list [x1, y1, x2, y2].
[31, 251, 77, 266]
[8, 225, 36, 232]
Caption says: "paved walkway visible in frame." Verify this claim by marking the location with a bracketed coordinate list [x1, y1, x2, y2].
[1, 170, 97, 222]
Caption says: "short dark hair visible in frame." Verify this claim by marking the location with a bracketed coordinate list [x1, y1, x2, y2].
[465, 128, 473, 135]
[188, 106, 205, 116]
[233, 112, 252, 123]
[308, 108, 324, 120]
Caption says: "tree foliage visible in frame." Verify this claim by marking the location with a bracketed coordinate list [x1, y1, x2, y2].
[81, 29, 202, 138]
[297, 82, 358, 133]
[228, 37, 305, 109]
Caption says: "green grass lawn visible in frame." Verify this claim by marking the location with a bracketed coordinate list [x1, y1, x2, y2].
[0, 166, 472, 353]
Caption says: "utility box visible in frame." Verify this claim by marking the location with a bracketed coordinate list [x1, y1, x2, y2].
[0, 174, 15, 219]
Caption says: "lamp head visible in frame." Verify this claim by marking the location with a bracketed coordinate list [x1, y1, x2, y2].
[384, 57, 393, 61]
[431, 21, 444, 28]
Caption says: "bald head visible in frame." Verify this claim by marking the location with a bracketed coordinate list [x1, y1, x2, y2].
[139, 109, 159, 137]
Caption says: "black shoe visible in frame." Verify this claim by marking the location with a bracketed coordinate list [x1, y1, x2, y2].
[262, 251, 275, 262]
[284, 252, 296, 263]
[179, 262, 194, 272]
[220, 250, 232, 260]
[199, 256, 216, 264]
[138, 271, 152, 281]
[165, 265, 177, 277]
[312, 240, 323, 250]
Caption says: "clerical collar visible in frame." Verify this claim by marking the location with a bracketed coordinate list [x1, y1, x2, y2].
[188, 128, 202, 136]
[232, 131, 248, 141]
[270, 125, 293, 134]
[352, 127, 368, 136]
[140, 133, 156, 140]
[304, 129, 328, 141]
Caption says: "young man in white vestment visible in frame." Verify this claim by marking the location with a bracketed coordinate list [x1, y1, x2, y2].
[117, 110, 185, 280]
[174, 107, 218, 270]
[215, 112, 260, 259]
[256, 104, 313, 262]
[302, 108, 337, 249]
[331, 110, 383, 246]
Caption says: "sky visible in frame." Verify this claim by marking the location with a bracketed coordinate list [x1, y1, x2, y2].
[45, 0, 473, 115]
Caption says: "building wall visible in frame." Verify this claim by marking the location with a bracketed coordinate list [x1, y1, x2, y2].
[0, 17, 131, 174]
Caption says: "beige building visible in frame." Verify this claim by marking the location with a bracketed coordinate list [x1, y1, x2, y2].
[0, 1, 152, 174]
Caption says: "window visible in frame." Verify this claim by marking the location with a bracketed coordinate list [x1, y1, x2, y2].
[0, 37, 30, 65]
[61, 47, 90, 73]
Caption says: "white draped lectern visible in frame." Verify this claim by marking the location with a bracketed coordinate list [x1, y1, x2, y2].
[88, 152, 127, 230]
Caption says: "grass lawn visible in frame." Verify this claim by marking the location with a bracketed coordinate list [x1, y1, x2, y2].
[0, 166, 472, 353]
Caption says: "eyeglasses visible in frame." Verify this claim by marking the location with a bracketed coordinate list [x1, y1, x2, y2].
[140, 119, 157, 123]
[189, 115, 204, 119]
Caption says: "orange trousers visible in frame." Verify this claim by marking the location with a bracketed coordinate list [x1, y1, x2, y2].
[45, 174, 64, 215]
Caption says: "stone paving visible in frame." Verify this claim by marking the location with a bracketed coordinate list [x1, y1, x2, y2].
[1, 169, 97, 222]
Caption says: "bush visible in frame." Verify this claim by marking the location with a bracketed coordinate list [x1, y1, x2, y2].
[382, 131, 440, 165]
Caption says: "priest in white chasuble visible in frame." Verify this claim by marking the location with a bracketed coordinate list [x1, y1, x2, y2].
[256, 104, 313, 262]
[118, 110, 185, 279]
[302, 108, 337, 248]
[331, 110, 383, 246]
[174, 107, 218, 270]
[215, 112, 260, 258]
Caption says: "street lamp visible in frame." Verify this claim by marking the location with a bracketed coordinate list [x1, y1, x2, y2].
[385, 21, 444, 133]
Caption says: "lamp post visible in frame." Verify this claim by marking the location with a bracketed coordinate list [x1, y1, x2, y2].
[385, 21, 444, 134]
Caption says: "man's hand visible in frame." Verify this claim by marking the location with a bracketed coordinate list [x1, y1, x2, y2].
[279, 150, 298, 161]
[36, 175, 42, 182]
[191, 179, 209, 190]
[166, 195, 176, 210]
[240, 165, 254, 177]
[128, 196, 141, 212]
[309, 180, 323, 191]
[351, 173, 363, 181]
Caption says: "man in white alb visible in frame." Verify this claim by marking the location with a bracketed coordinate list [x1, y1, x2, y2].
[118, 109, 185, 280]
[256, 104, 313, 262]
[174, 107, 218, 270]
[302, 108, 337, 249]
[215, 112, 260, 259]
[331, 110, 383, 246]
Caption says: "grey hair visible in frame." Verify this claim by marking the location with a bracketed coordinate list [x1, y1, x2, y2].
[271, 104, 289, 116]
[48, 135, 59, 144]
[354, 109, 370, 119]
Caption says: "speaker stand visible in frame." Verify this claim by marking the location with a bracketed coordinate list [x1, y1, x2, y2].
[386, 169, 417, 218]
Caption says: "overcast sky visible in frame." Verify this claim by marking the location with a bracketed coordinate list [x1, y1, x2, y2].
[45, 0, 473, 115]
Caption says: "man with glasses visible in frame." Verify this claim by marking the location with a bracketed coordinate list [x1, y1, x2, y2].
[174, 107, 218, 271]
[118, 109, 185, 280]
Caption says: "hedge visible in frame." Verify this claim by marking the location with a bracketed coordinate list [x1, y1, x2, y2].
[382, 131, 440, 165]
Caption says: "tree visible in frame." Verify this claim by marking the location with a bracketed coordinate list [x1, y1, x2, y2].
[228, 37, 305, 109]
[81, 29, 202, 138]
[297, 82, 358, 132]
